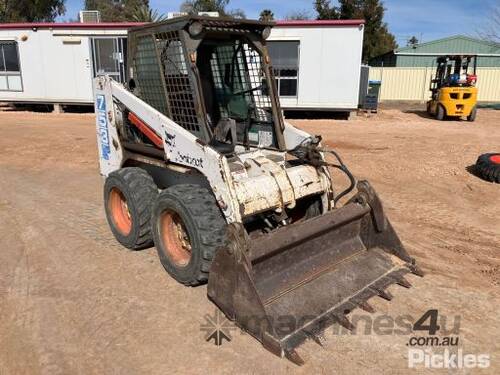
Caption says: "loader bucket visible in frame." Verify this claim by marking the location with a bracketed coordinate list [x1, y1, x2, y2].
[208, 181, 423, 364]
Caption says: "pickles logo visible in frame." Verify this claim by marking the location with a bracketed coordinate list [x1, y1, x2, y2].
[406, 309, 490, 369]
[200, 310, 235, 346]
[408, 349, 490, 369]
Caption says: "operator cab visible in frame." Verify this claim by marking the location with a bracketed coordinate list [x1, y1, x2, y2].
[197, 36, 277, 151]
[126, 16, 283, 156]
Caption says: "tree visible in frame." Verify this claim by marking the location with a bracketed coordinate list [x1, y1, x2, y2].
[132, 4, 166, 22]
[285, 10, 312, 20]
[361, 0, 397, 60]
[85, 0, 149, 22]
[315, 0, 339, 19]
[407, 35, 418, 47]
[180, 0, 245, 18]
[259, 9, 274, 22]
[339, 0, 361, 19]
[180, 0, 226, 14]
[314, 0, 397, 61]
[478, 5, 500, 43]
[0, 0, 65, 22]
[228, 8, 246, 19]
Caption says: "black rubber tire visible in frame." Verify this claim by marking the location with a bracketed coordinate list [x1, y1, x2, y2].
[474, 153, 500, 183]
[151, 184, 227, 286]
[467, 106, 477, 122]
[436, 104, 445, 121]
[104, 167, 158, 249]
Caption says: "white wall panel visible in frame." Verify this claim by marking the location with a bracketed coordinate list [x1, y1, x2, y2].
[270, 25, 364, 110]
[0, 28, 113, 103]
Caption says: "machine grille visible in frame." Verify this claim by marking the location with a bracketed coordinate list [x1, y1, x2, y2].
[209, 40, 273, 123]
[155, 31, 202, 137]
[133, 35, 170, 115]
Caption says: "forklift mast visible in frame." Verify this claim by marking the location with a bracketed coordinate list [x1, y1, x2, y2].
[431, 55, 477, 92]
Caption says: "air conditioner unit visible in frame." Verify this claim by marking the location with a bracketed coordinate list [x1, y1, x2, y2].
[198, 11, 219, 17]
[167, 12, 188, 19]
[79, 10, 101, 23]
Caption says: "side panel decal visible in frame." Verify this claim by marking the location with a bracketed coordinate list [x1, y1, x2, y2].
[96, 94, 110, 161]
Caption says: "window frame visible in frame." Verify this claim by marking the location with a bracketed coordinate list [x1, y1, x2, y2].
[0, 40, 23, 92]
[90, 37, 127, 83]
[267, 40, 300, 98]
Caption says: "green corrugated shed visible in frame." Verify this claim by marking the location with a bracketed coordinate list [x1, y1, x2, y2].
[370, 35, 500, 67]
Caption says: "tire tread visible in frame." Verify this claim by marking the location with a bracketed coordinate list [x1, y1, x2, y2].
[153, 184, 227, 286]
[105, 167, 158, 249]
[475, 153, 500, 183]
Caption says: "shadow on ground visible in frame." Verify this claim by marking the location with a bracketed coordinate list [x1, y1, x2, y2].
[0, 103, 94, 113]
[465, 164, 485, 181]
[403, 110, 434, 119]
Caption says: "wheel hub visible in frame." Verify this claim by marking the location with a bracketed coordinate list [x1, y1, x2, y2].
[109, 188, 132, 236]
[160, 210, 192, 267]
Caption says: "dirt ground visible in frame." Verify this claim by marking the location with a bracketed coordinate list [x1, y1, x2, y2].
[0, 108, 498, 374]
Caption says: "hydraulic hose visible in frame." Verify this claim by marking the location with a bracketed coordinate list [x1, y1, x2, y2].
[291, 137, 357, 204]
[319, 148, 357, 204]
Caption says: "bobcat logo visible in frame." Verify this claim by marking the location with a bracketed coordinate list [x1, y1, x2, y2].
[165, 131, 176, 147]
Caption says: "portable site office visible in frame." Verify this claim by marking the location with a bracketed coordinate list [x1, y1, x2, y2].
[0, 18, 364, 113]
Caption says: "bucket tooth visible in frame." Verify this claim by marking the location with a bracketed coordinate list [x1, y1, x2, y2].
[334, 314, 355, 331]
[372, 287, 393, 301]
[305, 331, 326, 347]
[358, 301, 375, 313]
[396, 276, 412, 288]
[409, 264, 424, 277]
[285, 349, 305, 366]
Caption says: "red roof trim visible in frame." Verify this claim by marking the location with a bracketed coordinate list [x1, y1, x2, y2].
[0, 22, 145, 30]
[275, 19, 364, 27]
[0, 19, 364, 30]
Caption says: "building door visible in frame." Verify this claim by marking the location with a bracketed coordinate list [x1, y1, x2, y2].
[90, 37, 126, 83]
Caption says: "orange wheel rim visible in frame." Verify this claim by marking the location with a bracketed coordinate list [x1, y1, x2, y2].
[160, 210, 192, 267]
[109, 188, 132, 236]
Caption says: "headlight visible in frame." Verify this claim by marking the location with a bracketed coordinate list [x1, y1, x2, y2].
[188, 21, 203, 37]
[262, 27, 271, 40]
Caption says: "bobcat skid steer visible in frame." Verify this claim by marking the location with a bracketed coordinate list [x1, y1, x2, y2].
[94, 16, 422, 364]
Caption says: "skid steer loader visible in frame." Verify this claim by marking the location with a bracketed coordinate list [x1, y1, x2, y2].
[94, 16, 422, 364]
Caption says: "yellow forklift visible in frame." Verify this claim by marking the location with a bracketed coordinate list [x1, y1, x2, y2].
[427, 55, 478, 121]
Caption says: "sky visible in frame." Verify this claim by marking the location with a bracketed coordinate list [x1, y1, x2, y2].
[61, 0, 499, 44]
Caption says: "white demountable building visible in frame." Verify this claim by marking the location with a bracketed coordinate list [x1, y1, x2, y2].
[0, 19, 364, 114]
[0, 22, 133, 109]
[269, 19, 364, 113]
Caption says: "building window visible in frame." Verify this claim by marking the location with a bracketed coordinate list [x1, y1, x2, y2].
[0, 41, 22, 91]
[267, 41, 299, 97]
